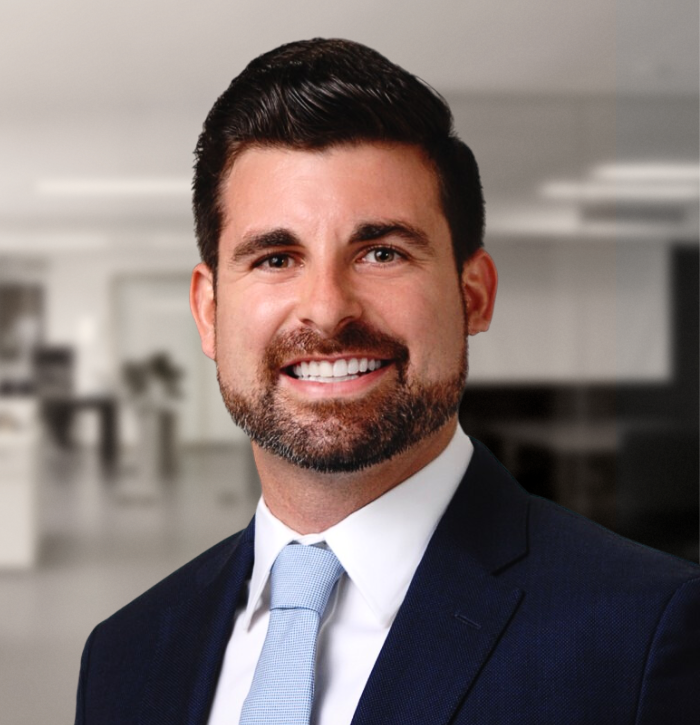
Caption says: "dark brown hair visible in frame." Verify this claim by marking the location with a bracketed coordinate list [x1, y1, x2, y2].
[193, 38, 484, 277]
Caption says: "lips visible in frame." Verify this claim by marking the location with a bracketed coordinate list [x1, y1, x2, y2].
[264, 323, 409, 387]
[289, 357, 386, 383]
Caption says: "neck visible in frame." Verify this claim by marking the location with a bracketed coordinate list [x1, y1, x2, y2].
[252, 418, 457, 534]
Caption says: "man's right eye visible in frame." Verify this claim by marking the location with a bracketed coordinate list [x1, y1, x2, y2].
[256, 254, 292, 269]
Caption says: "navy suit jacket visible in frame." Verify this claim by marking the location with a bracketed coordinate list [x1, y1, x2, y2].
[75, 440, 700, 724]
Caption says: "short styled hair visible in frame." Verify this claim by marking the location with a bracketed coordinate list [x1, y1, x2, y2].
[193, 38, 485, 277]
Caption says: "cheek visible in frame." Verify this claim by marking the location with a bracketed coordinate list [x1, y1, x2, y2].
[214, 287, 294, 370]
[376, 284, 466, 376]
[416, 316, 466, 377]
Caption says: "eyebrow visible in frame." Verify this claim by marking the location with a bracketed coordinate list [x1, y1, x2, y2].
[229, 219, 434, 265]
[230, 229, 300, 264]
[349, 221, 434, 254]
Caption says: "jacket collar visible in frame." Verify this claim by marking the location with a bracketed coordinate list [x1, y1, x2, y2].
[351, 438, 529, 725]
[137, 519, 256, 725]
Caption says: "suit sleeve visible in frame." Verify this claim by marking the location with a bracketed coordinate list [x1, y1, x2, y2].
[74, 627, 96, 725]
[635, 577, 700, 724]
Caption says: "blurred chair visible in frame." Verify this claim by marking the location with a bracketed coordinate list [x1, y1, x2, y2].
[35, 346, 118, 470]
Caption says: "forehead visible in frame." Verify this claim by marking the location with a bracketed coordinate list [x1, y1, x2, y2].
[220, 142, 447, 239]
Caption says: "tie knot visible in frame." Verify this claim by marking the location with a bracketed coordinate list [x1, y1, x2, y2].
[270, 544, 344, 614]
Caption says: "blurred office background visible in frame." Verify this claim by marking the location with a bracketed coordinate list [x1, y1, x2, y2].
[0, 1, 698, 722]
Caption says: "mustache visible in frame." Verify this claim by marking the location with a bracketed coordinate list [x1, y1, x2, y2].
[264, 322, 410, 370]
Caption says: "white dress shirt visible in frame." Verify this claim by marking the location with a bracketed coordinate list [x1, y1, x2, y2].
[207, 426, 473, 725]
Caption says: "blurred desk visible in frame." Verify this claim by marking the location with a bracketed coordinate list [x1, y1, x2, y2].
[43, 395, 118, 470]
[487, 420, 619, 522]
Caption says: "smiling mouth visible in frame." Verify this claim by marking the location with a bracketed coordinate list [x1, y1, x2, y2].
[285, 357, 387, 383]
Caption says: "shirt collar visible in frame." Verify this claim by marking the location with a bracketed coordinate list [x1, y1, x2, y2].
[241, 426, 473, 629]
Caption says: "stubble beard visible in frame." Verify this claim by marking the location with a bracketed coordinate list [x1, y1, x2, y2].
[217, 323, 467, 474]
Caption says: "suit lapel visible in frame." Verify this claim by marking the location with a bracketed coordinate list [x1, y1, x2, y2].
[139, 519, 255, 725]
[351, 440, 529, 725]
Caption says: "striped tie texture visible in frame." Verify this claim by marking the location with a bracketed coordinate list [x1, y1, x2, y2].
[239, 543, 344, 725]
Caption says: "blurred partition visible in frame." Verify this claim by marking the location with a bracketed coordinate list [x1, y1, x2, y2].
[0, 397, 39, 568]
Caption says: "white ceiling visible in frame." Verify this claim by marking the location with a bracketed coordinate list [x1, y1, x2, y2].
[0, 0, 697, 235]
[2, 0, 697, 112]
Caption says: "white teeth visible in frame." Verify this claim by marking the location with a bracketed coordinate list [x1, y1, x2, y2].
[291, 357, 384, 381]
[333, 359, 348, 377]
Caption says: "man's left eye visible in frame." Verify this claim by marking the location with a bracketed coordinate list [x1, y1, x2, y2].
[363, 247, 399, 263]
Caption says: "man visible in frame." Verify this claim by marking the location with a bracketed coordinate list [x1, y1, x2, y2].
[75, 39, 699, 724]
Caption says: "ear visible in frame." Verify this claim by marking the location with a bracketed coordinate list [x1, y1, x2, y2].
[461, 249, 498, 335]
[190, 263, 216, 360]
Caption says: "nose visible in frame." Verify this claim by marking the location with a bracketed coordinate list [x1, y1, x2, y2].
[295, 262, 362, 337]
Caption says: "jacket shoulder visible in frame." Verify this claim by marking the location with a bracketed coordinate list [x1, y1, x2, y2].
[526, 492, 699, 588]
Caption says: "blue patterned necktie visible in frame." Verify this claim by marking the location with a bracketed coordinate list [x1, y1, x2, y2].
[239, 543, 344, 725]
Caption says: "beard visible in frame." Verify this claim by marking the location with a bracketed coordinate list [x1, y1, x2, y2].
[217, 322, 467, 474]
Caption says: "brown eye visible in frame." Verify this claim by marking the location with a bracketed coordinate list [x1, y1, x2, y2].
[259, 254, 291, 269]
[365, 247, 397, 263]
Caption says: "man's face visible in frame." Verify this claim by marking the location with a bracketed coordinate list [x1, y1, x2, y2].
[192, 142, 493, 473]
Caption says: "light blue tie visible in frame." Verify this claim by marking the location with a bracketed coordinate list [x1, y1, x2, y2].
[239, 543, 344, 725]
